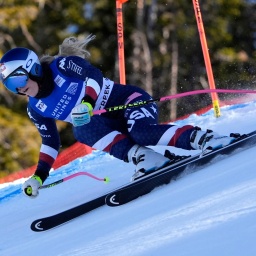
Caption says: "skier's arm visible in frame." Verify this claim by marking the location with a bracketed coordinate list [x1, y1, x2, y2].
[57, 56, 104, 108]
[28, 104, 60, 180]
[56, 56, 103, 126]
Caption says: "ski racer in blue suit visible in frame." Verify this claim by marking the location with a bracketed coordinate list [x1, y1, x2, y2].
[0, 35, 236, 198]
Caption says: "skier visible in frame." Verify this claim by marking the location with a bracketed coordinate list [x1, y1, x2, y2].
[0, 35, 236, 198]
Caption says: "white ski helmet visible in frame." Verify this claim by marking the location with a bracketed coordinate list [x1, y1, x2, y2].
[0, 47, 42, 94]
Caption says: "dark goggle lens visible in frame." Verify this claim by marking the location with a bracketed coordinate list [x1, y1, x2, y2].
[4, 69, 29, 94]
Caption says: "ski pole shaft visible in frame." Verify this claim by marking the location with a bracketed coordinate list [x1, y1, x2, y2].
[93, 88, 256, 115]
[40, 172, 109, 189]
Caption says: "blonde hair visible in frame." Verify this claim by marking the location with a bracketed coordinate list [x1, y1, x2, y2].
[40, 34, 96, 63]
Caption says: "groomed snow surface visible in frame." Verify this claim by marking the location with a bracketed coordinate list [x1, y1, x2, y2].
[1, 100, 256, 256]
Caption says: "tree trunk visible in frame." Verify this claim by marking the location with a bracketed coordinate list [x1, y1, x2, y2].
[169, 39, 178, 120]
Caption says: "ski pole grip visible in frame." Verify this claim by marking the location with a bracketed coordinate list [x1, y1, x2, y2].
[24, 186, 33, 196]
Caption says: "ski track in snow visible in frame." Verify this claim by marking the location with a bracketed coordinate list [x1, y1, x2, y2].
[57, 147, 256, 256]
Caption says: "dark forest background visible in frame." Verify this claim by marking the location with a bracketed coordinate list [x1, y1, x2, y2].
[1, 0, 256, 176]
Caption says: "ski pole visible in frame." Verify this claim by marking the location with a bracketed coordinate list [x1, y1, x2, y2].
[40, 172, 110, 189]
[93, 88, 256, 115]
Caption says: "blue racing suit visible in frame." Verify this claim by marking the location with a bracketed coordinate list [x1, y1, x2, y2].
[27, 56, 195, 180]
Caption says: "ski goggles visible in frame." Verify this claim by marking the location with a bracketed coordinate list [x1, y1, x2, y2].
[1, 68, 29, 94]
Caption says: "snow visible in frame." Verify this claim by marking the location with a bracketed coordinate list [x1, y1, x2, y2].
[1, 100, 256, 256]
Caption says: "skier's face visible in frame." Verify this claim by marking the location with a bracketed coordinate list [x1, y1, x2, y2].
[17, 78, 39, 97]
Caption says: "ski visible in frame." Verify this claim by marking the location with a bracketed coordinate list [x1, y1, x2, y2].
[105, 131, 256, 206]
[31, 195, 106, 232]
[31, 131, 256, 231]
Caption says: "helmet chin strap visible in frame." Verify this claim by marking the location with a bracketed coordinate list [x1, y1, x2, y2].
[34, 62, 54, 99]
[17, 92, 26, 96]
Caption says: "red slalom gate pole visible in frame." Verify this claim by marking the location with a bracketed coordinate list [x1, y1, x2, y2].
[116, 0, 128, 84]
[192, 0, 221, 117]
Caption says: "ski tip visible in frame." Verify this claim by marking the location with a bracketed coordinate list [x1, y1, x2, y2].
[31, 220, 46, 232]
[105, 193, 120, 206]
